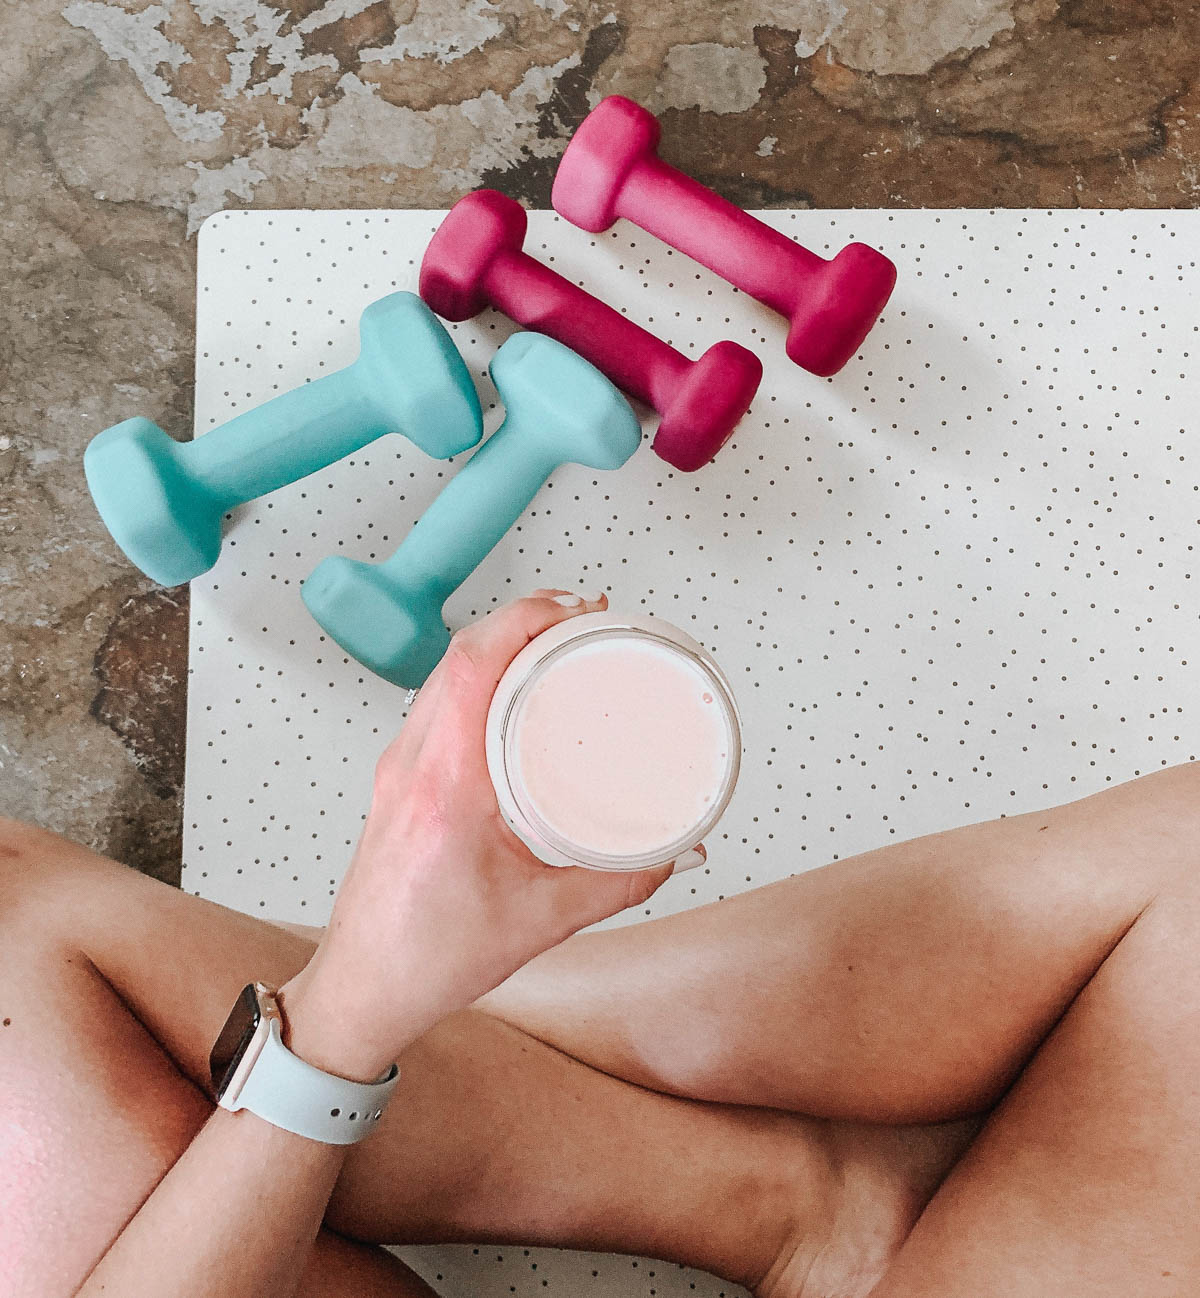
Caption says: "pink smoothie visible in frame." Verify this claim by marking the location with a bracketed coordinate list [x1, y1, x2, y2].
[510, 635, 734, 860]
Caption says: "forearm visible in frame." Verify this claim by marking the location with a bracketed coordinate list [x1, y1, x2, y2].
[76, 982, 401, 1298]
[78, 1108, 345, 1298]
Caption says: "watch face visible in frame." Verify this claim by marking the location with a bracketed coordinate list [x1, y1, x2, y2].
[209, 983, 262, 1099]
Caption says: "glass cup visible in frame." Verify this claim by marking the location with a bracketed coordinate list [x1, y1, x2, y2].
[485, 612, 741, 871]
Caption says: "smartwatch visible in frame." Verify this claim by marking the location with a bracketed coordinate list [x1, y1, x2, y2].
[209, 982, 400, 1145]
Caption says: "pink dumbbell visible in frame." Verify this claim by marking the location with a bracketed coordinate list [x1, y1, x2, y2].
[419, 189, 762, 473]
[552, 96, 896, 378]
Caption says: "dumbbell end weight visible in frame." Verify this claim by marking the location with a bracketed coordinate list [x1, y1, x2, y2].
[490, 330, 642, 470]
[84, 416, 222, 587]
[785, 242, 897, 377]
[419, 191, 528, 322]
[302, 555, 447, 689]
[551, 95, 660, 233]
[356, 292, 484, 458]
[652, 341, 762, 473]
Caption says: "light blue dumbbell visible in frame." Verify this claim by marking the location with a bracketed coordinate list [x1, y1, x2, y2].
[301, 333, 641, 688]
[84, 292, 483, 587]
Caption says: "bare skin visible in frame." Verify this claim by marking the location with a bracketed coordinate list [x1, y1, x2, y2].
[3, 760, 1200, 1296]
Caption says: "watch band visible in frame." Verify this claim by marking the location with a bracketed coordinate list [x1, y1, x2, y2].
[221, 1017, 400, 1145]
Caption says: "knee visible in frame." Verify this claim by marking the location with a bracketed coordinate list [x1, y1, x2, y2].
[0, 817, 43, 900]
[0, 817, 92, 910]
[1153, 759, 1200, 800]
[1085, 762, 1200, 894]
[1141, 762, 1200, 878]
[0, 816, 42, 869]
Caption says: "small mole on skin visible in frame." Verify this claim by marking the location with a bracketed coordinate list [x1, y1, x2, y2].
[2, 1019, 11, 1027]
[1038, 825, 1049, 832]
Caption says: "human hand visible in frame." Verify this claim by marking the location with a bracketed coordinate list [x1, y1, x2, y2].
[279, 591, 687, 1079]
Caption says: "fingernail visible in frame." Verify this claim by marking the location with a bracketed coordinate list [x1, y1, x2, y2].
[673, 847, 706, 874]
[583, 591, 607, 604]
[552, 593, 584, 607]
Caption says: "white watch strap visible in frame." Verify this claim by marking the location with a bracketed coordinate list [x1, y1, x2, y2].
[221, 1019, 400, 1145]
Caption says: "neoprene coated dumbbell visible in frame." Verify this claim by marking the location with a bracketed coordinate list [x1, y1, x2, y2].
[84, 292, 483, 587]
[419, 189, 761, 474]
[552, 96, 896, 378]
[301, 333, 640, 688]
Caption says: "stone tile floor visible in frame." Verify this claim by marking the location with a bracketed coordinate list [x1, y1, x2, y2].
[2, 0, 1198, 883]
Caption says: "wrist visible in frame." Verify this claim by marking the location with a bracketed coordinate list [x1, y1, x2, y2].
[276, 971, 400, 1085]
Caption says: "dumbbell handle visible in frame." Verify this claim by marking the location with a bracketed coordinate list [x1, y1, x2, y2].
[375, 413, 559, 607]
[186, 366, 386, 509]
[613, 155, 822, 318]
[483, 249, 690, 413]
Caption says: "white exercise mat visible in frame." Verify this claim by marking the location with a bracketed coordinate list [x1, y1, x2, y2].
[186, 209, 1199, 1297]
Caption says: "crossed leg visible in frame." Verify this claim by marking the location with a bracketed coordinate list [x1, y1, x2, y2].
[1, 819, 932, 1296]
[2, 762, 1199, 1297]
[482, 762, 1200, 1292]
[481, 763, 1190, 1121]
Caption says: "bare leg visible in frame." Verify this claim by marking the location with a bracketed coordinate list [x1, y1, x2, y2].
[0, 850, 434, 1298]
[3, 819, 934, 1296]
[481, 765, 1200, 1121]
[869, 868, 1200, 1296]
[7, 763, 1200, 1296]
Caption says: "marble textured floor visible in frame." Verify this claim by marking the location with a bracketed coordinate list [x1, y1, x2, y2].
[2, 0, 1198, 883]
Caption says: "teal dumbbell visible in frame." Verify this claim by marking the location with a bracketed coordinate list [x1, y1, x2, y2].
[301, 333, 641, 688]
[84, 292, 483, 587]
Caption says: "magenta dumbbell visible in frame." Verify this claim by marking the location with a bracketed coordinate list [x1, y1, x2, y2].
[552, 96, 896, 378]
[419, 189, 762, 473]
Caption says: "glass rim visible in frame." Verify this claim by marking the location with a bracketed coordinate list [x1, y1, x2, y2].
[497, 625, 742, 871]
